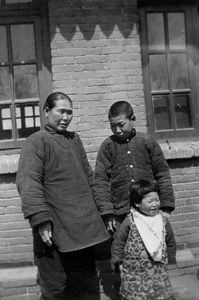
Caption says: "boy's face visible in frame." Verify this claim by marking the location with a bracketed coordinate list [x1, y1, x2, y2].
[136, 192, 160, 217]
[109, 114, 135, 139]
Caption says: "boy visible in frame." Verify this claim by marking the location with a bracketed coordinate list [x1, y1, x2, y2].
[94, 101, 175, 234]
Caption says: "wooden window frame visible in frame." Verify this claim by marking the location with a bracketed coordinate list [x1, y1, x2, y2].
[139, 4, 199, 140]
[0, 0, 51, 149]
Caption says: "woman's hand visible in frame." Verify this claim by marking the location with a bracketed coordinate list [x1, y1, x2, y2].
[39, 221, 52, 246]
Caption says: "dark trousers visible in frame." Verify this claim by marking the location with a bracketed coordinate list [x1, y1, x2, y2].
[114, 214, 127, 232]
[35, 245, 96, 300]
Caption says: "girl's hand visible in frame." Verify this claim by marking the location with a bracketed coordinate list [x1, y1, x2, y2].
[119, 263, 123, 272]
[161, 211, 171, 219]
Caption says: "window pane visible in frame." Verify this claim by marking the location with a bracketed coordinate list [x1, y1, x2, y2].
[0, 67, 11, 100]
[14, 64, 39, 99]
[6, 0, 32, 2]
[11, 24, 36, 62]
[0, 106, 12, 140]
[153, 95, 171, 130]
[147, 13, 165, 51]
[170, 54, 189, 89]
[174, 95, 192, 128]
[16, 103, 40, 138]
[168, 13, 186, 50]
[149, 55, 169, 90]
[0, 26, 8, 63]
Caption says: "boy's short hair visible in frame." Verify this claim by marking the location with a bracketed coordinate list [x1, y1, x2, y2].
[108, 101, 134, 120]
[130, 179, 158, 209]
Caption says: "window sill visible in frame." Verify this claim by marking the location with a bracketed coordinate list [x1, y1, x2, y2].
[1, 139, 199, 174]
[0, 154, 19, 174]
[160, 139, 199, 160]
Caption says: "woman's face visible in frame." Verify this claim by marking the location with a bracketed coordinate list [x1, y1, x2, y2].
[45, 98, 73, 132]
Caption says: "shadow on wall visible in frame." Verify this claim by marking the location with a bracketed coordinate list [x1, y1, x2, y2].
[49, 0, 137, 41]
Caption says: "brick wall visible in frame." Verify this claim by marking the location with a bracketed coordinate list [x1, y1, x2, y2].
[0, 0, 199, 266]
[0, 174, 34, 266]
[169, 158, 199, 250]
[1, 158, 199, 265]
[48, 0, 146, 167]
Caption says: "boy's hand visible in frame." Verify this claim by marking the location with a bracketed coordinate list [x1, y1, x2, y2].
[106, 216, 116, 234]
[160, 211, 171, 219]
[39, 221, 52, 246]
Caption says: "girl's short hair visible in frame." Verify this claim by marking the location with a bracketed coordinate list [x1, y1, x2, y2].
[43, 92, 72, 110]
[130, 179, 158, 209]
[108, 101, 134, 120]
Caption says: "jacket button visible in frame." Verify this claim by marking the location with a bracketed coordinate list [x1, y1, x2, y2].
[130, 165, 133, 168]
[127, 150, 131, 154]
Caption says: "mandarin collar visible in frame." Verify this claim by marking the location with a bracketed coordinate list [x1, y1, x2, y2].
[45, 125, 74, 138]
[111, 128, 136, 144]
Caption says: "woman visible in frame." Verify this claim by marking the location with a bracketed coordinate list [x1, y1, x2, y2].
[17, 92, 109, 300]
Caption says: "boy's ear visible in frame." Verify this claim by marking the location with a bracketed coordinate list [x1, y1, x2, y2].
[45, 107, 49, 118]
[135, 202, 140, 208]
[131, 115, 136, 121]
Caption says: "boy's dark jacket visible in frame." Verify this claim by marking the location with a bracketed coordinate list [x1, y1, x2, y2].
[94, 129, 175, 217]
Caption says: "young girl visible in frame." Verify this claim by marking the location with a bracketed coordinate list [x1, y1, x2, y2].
[111, 179, 176, 300]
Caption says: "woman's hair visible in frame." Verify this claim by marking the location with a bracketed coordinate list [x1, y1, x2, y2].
[108, 101, 134, 120]
[43, 92, 72, 110]
[130, 179, 158, 209]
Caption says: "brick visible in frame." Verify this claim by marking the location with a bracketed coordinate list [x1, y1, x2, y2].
[0, 237, 32, 247]
[174, 227, 199, 236]
[0, 221, 30, 231]
[175, 190, 199, 199]
[0, 244, 33, 255]
[177, 234, 199, 244]
[0, 287, 27, 297]
[1, 295, 39, 300]
[175, 204, 199, 214]
[0, 214, 24, 223]
[0, 190, 19, 198]
[28, 286, 40, 294]
[172, 219, 199, 229]
[0, 230, 32, 239]
[3, 206, 22, 214]
[0, 198, 21, 207]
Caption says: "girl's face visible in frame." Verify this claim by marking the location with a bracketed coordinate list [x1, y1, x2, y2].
[136, 192, 160, 217]
[45, 98, 73, 132]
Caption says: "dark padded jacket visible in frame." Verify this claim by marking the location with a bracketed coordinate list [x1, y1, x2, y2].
[111, 213, 176, 266]
[94, 129, 175, 217]
[17, 126, 109, 253]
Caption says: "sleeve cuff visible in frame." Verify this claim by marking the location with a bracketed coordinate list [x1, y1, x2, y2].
[29, 212, 53, 228]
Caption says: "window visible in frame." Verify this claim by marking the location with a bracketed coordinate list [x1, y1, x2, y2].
[140, 4, 199, 139]
[0, 0, 51, 148]
[0, 0, 33, 5]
